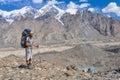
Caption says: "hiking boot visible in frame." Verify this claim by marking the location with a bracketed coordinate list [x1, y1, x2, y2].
[27, 64, 32, 69]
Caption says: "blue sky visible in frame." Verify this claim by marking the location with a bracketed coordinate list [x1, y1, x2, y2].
[0, 0, 120, 19]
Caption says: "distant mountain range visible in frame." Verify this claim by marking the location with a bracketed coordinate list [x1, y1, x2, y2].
[0, 2, 120, 47]
[0, 3, 68, 25]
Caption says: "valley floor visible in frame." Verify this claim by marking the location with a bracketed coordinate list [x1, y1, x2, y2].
[0, 41, 120, 80]
[1, 41, 120, 58]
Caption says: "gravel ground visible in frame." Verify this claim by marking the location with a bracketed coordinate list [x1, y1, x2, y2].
[0, 44, 120, 80]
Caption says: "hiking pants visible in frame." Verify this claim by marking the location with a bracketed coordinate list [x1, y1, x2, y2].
[25, 47, 33, 60]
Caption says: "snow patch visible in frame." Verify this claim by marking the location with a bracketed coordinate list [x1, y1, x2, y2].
[5, 19, 14, 24]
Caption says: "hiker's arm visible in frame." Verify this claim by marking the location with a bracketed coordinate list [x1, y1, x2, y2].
[32, 42, 39, 48]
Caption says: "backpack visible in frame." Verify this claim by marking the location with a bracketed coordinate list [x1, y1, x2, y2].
[21, 29, 31, 48]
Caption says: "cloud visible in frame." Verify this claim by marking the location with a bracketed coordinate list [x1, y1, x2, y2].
[66, 1, 91, 14]
[32, 0, 43, 4]
[47, 0, 58, 5]
[67, 1, 79, 9]
[88, 8, 99, 13]
[0, 0, 5, 3]
[79, 3, 90, 8]
[66, 9, 78, 15]
[46, 0, 64, 6]
[88, 8, 95, 12]
[32, 0, 62, 5]
[102, 2, 120, 16]
[66, 1, 79, 14]
[106, 14, 111, 18]
[80, 0, 88, 2]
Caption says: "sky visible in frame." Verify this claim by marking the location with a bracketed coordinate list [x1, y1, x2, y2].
[0, 0, 120, 19]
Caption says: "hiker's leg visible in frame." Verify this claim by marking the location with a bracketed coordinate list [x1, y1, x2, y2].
[29, 58, 31, 65]
[29, 48, 33, 65]
[25, 48, 31, 65]
[26, 60, 29, 65]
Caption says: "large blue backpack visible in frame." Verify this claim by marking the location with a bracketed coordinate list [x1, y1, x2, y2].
[21, 29, 31, 48]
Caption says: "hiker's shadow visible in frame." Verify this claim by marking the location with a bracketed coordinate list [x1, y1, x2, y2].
[18, 64, 27, 69]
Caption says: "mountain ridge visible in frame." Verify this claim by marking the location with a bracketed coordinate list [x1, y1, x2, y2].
[0, 4, 120, 47]
[0, 3, 114, 25]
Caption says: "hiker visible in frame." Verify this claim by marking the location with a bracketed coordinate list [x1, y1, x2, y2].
[25, 31, 39, 67]
[21, 29, 39, 68]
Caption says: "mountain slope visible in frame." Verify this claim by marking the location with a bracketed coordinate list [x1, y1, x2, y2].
[0, 5, 120, 47]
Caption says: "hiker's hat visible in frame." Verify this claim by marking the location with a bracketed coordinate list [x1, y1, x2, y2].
[30, 31, 34, 35]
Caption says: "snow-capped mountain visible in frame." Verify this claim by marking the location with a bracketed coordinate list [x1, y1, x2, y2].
[34, 2, 65, 25]
[0, 2, 78, 25]
[1, 2, 120, 47]
[0, 5, 64, 24]
[0, 6, 38, 24]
